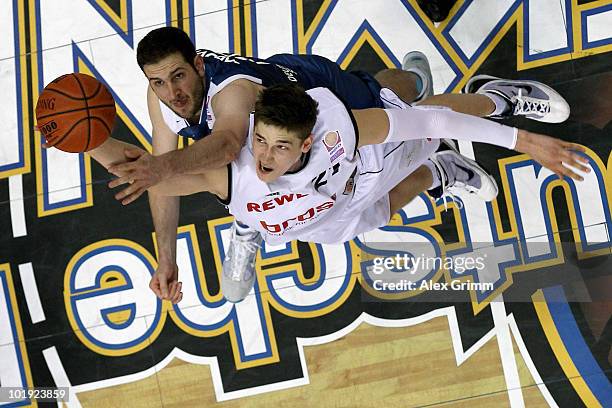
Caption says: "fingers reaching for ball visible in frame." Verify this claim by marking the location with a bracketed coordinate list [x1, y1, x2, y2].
[107, 150, 164, 204]
[34, 125, 51, 149]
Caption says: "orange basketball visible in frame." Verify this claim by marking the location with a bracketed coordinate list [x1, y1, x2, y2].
[35, 73, 116, 153]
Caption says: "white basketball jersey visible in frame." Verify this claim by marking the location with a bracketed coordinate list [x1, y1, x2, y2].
[227, 87, 360, 245]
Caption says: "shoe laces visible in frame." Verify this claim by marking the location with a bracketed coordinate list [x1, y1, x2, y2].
[229, 233, 260, 281]
[431, 156, 464, 212]
[439, 190, 464, 211]
[513, 88, 550, 116]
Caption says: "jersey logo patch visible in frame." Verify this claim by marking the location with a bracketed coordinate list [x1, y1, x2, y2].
[323, 131, 345, 163]
[343, 168, 357, 195]
[206, 96, 213, 122]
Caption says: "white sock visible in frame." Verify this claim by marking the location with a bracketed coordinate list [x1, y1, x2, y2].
[483, 92, 510, 116]
[424, 160, 441, 189]
[235, 220, 256, 236]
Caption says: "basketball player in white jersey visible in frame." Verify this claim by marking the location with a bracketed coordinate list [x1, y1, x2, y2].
[142, 84, 587, 303]
[84, 27, 571, 304]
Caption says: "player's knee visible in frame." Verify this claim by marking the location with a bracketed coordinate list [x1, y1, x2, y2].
[374, 68, 407, 87]
[374, 69, 393, 87]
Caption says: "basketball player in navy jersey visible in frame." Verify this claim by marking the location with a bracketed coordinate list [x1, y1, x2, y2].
[88, 27, 570, 304]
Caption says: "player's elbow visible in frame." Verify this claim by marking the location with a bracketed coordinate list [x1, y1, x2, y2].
[147, 183, 165, 197]
[222, 135, 242, 164]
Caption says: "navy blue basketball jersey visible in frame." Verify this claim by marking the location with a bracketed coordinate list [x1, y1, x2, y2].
[164, 50, 383, 140]
[200, 49, 383, 109]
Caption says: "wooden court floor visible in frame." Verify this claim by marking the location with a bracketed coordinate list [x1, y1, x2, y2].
[77, 316, 551, 407]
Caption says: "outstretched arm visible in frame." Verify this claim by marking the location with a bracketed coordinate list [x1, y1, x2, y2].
[353, 106, 590, 181]
[108, 80, 261, 205]
[161, 80, 261, 177]
[141, 87, 183, 304]
[145, 155, 227, 304]
[147, 168, 228, 198]
[87, 138, 146, 171]
[116, 86, 230, 305]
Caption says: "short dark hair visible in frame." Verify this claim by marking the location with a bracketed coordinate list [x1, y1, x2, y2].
[136, 27, 196, 70]
[254, 85, 319, 141]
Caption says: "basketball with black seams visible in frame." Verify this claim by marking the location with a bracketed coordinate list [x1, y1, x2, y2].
[35, 73, 116, 152]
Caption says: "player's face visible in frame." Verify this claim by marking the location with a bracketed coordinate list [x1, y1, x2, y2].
[143, 52, 205, 122]
[252, 122, 313, 183]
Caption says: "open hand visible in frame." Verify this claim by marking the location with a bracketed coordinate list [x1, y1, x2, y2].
[108, 148, 167, 205]
[514, 130, 591, 181]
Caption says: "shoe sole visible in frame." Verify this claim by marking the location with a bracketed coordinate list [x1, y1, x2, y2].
[221, 271, 257, 303]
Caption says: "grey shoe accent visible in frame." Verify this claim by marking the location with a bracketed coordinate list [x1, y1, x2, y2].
[464, 75, 570, 123]
[464, 74, 498, 94]
[221, 225, 262, 303]
[428, 144, 498, 205]
[401, 51, 433, 103]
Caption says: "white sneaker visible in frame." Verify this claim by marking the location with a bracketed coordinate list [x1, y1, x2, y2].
[221, 225, 262, 303]
[464, 75, 570, 123]
[402, 51, 433, 103]
[427, 144, 498, 206]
